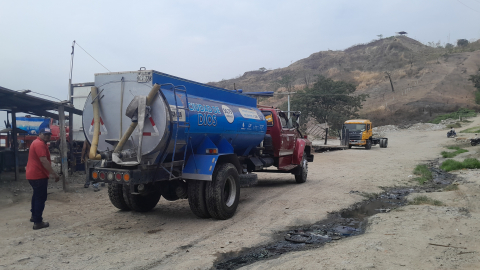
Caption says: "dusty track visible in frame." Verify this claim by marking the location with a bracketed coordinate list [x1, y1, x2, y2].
[1, 117, 480, 269]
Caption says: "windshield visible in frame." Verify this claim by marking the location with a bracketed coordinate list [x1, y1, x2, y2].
[344, 124, 366, 132]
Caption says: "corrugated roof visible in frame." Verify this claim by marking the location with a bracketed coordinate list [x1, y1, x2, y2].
[0, 86, 82, 119]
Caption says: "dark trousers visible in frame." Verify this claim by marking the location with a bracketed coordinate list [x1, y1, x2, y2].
[28, 178, 48, 223]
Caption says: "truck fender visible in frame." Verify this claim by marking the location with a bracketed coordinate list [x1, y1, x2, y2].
[182, 153, 241, 181]
[293, 139, 307, 165]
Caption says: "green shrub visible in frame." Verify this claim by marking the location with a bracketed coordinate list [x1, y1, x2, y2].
[410, 195, 444, 206]
[440, 158, 480, 171]
[413, 164, 433, 184]
[460, 127, 480, 133]
[463, 158, 480, 169]
[441, 148, 468, 158]
[431, 108, 477, 124]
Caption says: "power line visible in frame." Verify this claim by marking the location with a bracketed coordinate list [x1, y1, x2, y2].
[18, 90, 63, 102]
[455, 0, 480, 12]
[75, 41, 111, 72]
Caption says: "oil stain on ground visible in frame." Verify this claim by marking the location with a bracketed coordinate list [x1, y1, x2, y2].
[212, 161, 457, 270]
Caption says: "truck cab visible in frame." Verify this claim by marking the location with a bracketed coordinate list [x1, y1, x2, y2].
[259, 107, 314, 180]
[343, 119, 388, 149]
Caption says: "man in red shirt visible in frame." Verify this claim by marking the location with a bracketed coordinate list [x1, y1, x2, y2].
[26, 127, 60, 230]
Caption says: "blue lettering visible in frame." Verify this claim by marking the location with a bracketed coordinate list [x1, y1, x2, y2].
[188, 103, 195, 111]
[212, 115, 217, 126]
[198, 113, 204, 125]
[206, 105, 212, 113]
[207, 114, 213, 125]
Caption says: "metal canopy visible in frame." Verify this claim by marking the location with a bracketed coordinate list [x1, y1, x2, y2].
[0, 127, 29, 134]
[0, 86, 82, 119]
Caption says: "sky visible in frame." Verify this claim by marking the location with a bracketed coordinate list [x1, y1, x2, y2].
[1, 0, 480, 124]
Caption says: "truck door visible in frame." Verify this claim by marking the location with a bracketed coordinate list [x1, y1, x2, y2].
[277, 112, 296, 169]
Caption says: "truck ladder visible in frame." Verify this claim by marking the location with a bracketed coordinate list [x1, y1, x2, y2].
[167, 85, 190, 179]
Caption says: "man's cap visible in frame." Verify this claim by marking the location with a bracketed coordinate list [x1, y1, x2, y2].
[39, 128, 52, 135]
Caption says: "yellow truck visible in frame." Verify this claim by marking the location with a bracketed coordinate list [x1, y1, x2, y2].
[342, 119, 388, 149]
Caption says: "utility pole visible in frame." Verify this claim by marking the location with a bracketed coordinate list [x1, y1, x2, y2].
[68, 41, 75, 175]
[275, 92, 297, 118]
[385, 72, 395, 92]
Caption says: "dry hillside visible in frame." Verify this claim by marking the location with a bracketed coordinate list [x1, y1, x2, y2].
[209, 36, 480, 125]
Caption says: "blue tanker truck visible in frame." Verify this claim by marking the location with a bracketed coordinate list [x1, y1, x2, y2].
[83, 69, 314, 219]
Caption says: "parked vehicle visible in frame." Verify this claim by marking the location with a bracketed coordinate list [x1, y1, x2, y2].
[83, 69, 314, 219]
[447, 129, 457, 138]
[342, 119, 388, 149]
[15, 116, 68, 149]
[471, 134, 480, 146]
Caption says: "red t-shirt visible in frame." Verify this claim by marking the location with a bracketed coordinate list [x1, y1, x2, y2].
[26, 137, 51, 180]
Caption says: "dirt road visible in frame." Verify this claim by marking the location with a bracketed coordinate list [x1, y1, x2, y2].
[1, 117, 480, 270]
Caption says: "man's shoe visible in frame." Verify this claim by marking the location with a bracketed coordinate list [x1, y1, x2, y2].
[30, 217, 34, 222]
[33, 222, 49, 230]
[84, 184, 89, 188]
[94, 187, 100, 192]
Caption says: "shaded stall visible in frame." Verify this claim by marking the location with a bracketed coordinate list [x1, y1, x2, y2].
[0, 86, 82, 189]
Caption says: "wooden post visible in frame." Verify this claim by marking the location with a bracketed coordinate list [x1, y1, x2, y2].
[58, 105, 68, 191]
[69, 111, 74, 175]
[11, 110, 19, 181]
[324, 128, 329, 145]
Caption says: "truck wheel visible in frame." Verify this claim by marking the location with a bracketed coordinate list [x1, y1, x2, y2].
[295, 154, 308, 183]
[348, 144, 352, 149]
[160, 181, 183, 201]
[365, 140, 372, 150]
[108, 183, 131, 211]
[381, 139, 388, 148]
[239, 173, 258, 188]
[123, 185, 161, 212]
[187, 180, 211, 218]
[206, 163, 240, 220]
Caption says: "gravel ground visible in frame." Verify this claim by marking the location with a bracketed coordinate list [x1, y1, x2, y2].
[1, 116, 480, 270]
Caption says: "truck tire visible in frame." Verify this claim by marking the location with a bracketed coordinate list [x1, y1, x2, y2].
[205, 163, 240, 220]
[239, 173, 258, 188]
[123, 185, 161, 212]
[365, 140, 372, 150]
[108, 183, 131, 211]
[380, 139, 388, 148]
[188, 180, 211, 218]
[160, 180, 185, 201]
[348, 144, 352, 149]
[295, 153, 308, 183]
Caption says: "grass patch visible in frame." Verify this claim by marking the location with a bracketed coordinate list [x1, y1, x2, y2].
[441, 147, 468, 158]
[440, 158, 480, 172]
[444, 184, 459, 191]
[409, 195, 444, 206]
[431, 108, 477, 124]
[460, 126, 480, 133]
[413, 164, 433, 184]
[448, 122, 462, 128]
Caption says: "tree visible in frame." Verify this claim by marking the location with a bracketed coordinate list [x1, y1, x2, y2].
[289, 76, 368, 130]
[276, 73, 296, 92]
[457, 39, 469, 47]
[377, 34, 383, 39]
[469, 69, 480, 104]
[259, 67, 267, 72]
